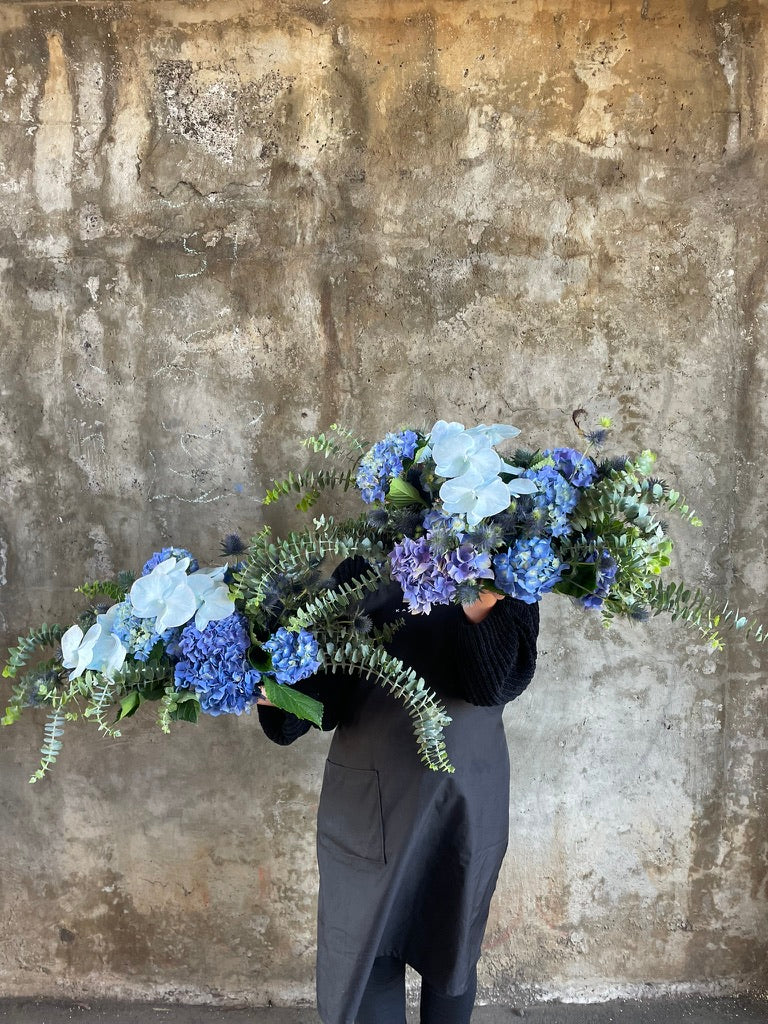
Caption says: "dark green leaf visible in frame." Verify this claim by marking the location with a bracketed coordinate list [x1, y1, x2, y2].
[262, 677, 323, 728]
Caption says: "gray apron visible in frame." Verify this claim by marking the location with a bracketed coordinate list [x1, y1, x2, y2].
[315, 582, 511, 1024]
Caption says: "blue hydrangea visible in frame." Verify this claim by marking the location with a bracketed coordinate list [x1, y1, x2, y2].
[108, 600, 180, 662]
[174, 612, 261, 716]
[541, 447, 598, 489]
[492, 537, 569, 604]
[389, 536, 457, 614]
[580, 549, 619, 609]
[141, 547, 199, 576]
[355, 430, 419, 503]
[522, 465, 579, 537]
[264, 627, 321, 685]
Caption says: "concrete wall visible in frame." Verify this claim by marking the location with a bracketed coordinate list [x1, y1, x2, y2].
[1, 0, 766, 1008]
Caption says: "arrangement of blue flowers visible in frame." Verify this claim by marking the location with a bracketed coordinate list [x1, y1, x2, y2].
[4, 415, 765, 782]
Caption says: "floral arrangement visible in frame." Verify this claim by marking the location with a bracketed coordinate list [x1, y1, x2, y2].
[4, 415, 765, 783]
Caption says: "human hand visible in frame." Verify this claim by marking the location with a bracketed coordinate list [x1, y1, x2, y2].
[461, 588, 505, 624]
[255, 686, 276, 707]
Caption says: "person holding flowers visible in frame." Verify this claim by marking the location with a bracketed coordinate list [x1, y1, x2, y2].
[257, 422, 542, 1024]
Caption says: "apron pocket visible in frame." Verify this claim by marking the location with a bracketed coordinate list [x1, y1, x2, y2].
[317, 759, 386, 865]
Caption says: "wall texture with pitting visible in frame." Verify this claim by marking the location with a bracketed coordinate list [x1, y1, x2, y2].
[0, 0, 766, 1009]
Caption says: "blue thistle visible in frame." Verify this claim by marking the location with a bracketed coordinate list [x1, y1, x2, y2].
[220, 533, 247, 557]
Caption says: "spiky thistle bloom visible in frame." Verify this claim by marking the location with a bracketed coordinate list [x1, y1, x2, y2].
[264, 627, 322, 685]
[492, 536, 568, 604]
[174, 612, 260, 715]
[141, 547, 199, 576]
[584, 428, 609, 446]
[465, 520, 507, 553]
[596, 455, 630, 478]
[220, 533, 247, 557]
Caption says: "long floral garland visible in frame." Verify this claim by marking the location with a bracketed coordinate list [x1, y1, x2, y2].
[3, 414, 765, 782]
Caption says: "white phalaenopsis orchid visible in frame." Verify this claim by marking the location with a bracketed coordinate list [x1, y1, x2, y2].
[422, 419, 538, 525]
[60, 616, 127, 681]
[129, 556, 235, 633]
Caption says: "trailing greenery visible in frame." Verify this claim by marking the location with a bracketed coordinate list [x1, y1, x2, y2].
[262, 468, 358, 510]
[318, 631, 454, 774]
[3, 623, 65, 679]
[644, 579, 767, 650]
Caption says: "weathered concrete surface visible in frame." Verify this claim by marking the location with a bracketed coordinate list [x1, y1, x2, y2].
[2, 995, 768, 1024]
[0, 0, 766, 1011]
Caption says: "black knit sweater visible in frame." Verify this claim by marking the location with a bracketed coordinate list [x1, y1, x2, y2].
[257, 555, 540, 746]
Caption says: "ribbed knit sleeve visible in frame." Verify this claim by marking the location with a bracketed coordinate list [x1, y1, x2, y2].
[445, 596, 540, 707]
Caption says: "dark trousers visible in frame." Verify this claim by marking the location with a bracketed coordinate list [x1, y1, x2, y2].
[356, 955, 477, 1024]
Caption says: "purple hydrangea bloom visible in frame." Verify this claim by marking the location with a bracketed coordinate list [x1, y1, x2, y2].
[580, 549, 619, 609]
[492, 537, 568, 604]
[389, 536, 457, 614]
[174, 612, 261, 715]
[541, 447, 598, 489]
[141, 547, 199, 576]
[356, 430, 419, 503]
[264, 627, 321, 685]
[443, 542, 495, 585]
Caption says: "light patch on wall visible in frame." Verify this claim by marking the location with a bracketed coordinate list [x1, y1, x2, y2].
[0, 536, 7, 585]
[33, 33, 74, 213]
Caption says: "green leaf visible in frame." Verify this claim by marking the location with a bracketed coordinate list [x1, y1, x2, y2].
[262, 677, 323, 728]
[171, 698, 200, 723]
[386, 477, 426, 508]
[551, 561, 599, 599]
[116, 690, 141, 721]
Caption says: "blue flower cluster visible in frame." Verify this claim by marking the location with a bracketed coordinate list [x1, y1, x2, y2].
[109, 601, 180, 662]
[141, 547, 199, 576]
[389, 534, 493, 614]
[580, 549, 619, 609]
[541, 447, 598, 489]
[492, 537, 568, 604]
[174, 612, 261, 716]
[264, 627, 322, 685]
[356, 430, 419, 503]
[523, 465, 579, 537]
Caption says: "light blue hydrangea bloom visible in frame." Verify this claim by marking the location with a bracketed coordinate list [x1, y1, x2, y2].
[492, 537, 568, 603]
[355, 430, 419, 503]
[264, 627, 322, 685]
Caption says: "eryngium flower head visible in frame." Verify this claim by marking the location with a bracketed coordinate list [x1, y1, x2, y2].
[220, 533, 247, 557]
[596, 455, 630, 478]
[174, 612, 260, 715]
[584, 428, 609, 446]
